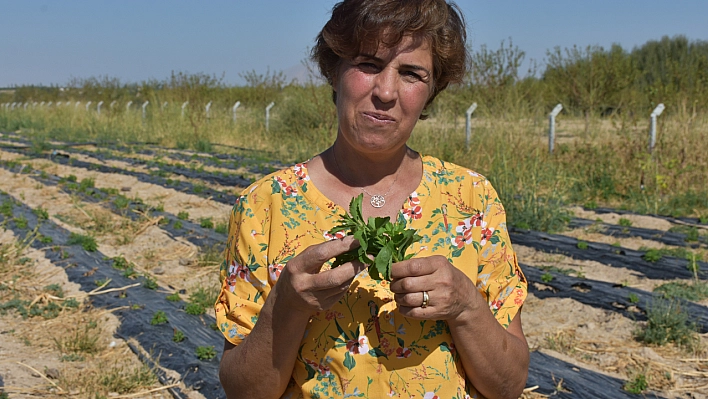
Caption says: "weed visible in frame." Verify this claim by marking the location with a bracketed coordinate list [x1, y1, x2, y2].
[113, 195, 130, 210]
[544, 331, 576, 354]
[541, 272, 554, 283]
[154, 202, 165, 212]
[196, 345, 217, 360]
[177, 211, 189, 220]
[54, 323, 101, 355]
[67, 233, 98, 252]
[634, 298, 700, 351]
[98, 363, 157, 394]
[623, 373, 648, 394]
[60, 353, 85, 362]
[38, 234, 53, 244]
[44, 283, 64, 298]
[189, 285, 219, 311]
[185, 302, 206, 315]
[642, 248, 662, 262]
[173, 220, 183, 229]
[215, 222, 228, 234]
[200, 217, 214, 229]
[668, 225, 700, 242]
[94, 279, 108, 287]
[628, 293, 640, 304]
[166, 292, 181, 302]
[13, 216, 28, 228]
[618, 218, 633, 227]
[142, 275, 158, 290]
[150, 310, 168, 325]
[33, 207, 49, 220]
[0, 200, 13, 218]
[576, 241, 589, 250]
[111, 256, 133, 270]
[655, 281, 708, 302]
[196, 244, 223, 268]
[172, 329, 186, 343]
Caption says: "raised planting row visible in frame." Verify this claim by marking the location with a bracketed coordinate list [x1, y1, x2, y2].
[0, 159, 227, 252]
[0, 191, 226, 398]
[510, 228, 707, 281]
[589, 206, 708, 229]
[51, 147, 254, 189]
[568, 218, 708, 248]
[0, 146, 242, 206]
[0, 132, 282, 176]
[523, 264, 708, 333]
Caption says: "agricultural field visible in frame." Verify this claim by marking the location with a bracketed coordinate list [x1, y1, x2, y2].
[0, 125, 706, 399]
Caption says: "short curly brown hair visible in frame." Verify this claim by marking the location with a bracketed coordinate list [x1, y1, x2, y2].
[311, 0, 469, 119]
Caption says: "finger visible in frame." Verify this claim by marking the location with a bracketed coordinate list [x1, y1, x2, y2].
[390, 257, 436, 280]
[396, 305, 432, 320]
[393, 291, 427, 308]
[389, 275, 427, 294]
[294, 236, 360, 273]
[310, 259, 366, 291]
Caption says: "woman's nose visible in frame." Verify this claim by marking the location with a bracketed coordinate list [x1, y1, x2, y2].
[372, 68, 398, 104]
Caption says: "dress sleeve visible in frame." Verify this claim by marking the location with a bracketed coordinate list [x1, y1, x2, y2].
[215, 188, 271, 345]
[475, 180, 527, 329]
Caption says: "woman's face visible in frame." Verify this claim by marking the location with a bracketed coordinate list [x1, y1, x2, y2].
[334, 35, 433, 158]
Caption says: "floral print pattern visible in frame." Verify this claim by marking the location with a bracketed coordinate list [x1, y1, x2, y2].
[215, 155, 527, 399]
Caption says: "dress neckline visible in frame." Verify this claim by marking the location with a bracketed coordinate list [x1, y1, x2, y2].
[296, 154, 431, 221]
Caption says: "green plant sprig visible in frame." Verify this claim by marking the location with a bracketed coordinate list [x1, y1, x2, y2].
[329, 194, 421, 282]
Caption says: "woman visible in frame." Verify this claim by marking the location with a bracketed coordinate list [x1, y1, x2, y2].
[216, 1, 529, 398]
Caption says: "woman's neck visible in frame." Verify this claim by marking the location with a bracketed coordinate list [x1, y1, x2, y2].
[330, 140, 411, 187]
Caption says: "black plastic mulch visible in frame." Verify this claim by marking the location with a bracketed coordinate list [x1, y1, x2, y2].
[510, 228, 707, 280]
[568, 218, 707, 248]
[523, 264, 708, 333]
[527, 351, 648, 398]
[0, 192, 226, 399]
[0, 159, 227, 252]
[41, 151, 242, 206]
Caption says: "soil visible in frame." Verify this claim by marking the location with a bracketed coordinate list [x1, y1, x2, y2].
[1, 144, 707, 398]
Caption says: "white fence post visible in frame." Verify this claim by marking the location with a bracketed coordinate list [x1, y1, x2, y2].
[649, 103, 665, 153]
[205, 101, 213, 120]
[265, 102, 275, 131]
[548, 104, 563, 154]
[97, 101, 104, 116]
[142, 101, 149, 119]
[47, 101, 52, 107]
[75, 101, 80, 109]
[181, 101, 189, 118]
[465, 102, 478, 150]
[110, 101, 117, 110]
[86, 101, 92, 112]
[23, 103, 28, 110]
[56, 101, 61, 107]
[232, 101, 241, 123]
[162, 101, 168, 110]
[126, 101, 133, 112]
[40, 101, 45, 108]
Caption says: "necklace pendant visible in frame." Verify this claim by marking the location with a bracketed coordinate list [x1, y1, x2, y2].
[370, 195, 386, 208]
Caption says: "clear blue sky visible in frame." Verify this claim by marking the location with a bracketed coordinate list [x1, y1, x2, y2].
[2, 1, 707, 88]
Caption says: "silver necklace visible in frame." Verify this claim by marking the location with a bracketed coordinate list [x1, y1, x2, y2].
[331, 148, 401, 208]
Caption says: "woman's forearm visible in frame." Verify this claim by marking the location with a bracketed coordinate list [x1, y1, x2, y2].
[219, 286, 312, 399]
[447, 295, 529, 399]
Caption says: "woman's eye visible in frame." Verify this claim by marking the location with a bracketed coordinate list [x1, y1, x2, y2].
[402, 71, 423, 81]
[358, 63, 379, 72]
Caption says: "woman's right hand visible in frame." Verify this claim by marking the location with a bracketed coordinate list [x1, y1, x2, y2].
[275, 236, 364, 315]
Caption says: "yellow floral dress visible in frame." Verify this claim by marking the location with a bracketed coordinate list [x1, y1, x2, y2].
[215, 154, 527, 399]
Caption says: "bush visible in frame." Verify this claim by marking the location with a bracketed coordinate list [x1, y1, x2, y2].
[634, 298, 700, 351]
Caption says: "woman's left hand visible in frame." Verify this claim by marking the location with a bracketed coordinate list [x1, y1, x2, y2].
[389, 255, 481, 321]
